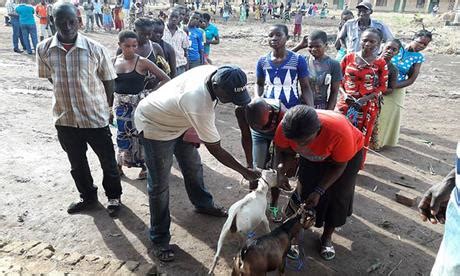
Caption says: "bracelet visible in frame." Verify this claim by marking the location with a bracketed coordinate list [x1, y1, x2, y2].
[314, 186, 326, 196]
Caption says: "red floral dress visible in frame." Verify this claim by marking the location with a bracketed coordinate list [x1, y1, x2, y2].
[337, 53, 388, 165]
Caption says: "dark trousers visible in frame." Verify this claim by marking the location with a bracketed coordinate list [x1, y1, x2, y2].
[10, 16, 25, 50]
[95, 13, 103, 28]
[20, 23, 38, 53]
[56, 125, 122, 200]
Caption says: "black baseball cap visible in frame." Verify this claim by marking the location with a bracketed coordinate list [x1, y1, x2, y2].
[213, 65, 251, 106]
[356, 1, 373, 10]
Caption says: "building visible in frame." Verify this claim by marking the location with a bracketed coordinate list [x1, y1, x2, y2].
[333, 0, 458, 13]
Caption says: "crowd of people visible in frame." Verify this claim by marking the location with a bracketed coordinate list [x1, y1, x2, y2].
[6, 0, 456, 273]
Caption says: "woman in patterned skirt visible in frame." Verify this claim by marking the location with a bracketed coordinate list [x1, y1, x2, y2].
[113, 31, 170, 179]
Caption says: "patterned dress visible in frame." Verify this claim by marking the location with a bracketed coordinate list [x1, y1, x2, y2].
[256, 50, 309, 108]
[337, 52, 388, 165]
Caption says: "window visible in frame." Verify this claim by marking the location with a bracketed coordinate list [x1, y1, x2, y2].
[416, 0, 426, 9]
[376, 0, 388, 6]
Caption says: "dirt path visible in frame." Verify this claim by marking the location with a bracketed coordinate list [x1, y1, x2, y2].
[0, 11, 459, 275]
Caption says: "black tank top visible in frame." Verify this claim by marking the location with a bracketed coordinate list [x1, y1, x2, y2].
[114, 56, 145, 95]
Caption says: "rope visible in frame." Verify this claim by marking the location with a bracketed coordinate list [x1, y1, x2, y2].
[366, 146, 451, 183]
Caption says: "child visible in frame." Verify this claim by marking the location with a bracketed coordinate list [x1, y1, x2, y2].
[222, 3, 230, 23]
[75, 3, 84, 29]
[319, 3, 328, 19]
[112, 0, 123, 32]
[283, 4, 290, 23]
[187, 12, 204, 68]
[335, 9, 353, 61]
[102, 0, 113, 32]
[254, 4, 260, 20]
[292, 30, 342, 110]
[255, 24, 313, 221]
[371, 39, 401, 150]
[293, 10, 302, 41]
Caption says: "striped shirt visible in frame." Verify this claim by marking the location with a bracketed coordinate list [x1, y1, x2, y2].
[37, 34, 117, 128]
[6, 0, 17, 17]
[162, 26, 189, 67]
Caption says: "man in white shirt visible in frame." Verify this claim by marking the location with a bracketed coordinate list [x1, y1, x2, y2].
[134, 64, 261, 262]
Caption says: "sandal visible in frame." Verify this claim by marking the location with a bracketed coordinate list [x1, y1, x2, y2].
[152, 245, 175, 262]
[320, 239, 335, 261]
[269, 206, 283, 223]
[287, 245, 300, 260]
[195, 205, 228, 217]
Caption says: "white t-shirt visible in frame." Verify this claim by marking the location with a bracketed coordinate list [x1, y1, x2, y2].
[135, 65, 221, 143]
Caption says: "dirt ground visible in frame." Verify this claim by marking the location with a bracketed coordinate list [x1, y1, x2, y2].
[0, 8, 459, 276]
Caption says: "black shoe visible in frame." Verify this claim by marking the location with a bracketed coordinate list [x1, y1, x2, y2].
[107, 198, 121, 217]
[67, 198, 98, 214]
[13, 48, 23, 53]
[195, 205, 228, 217]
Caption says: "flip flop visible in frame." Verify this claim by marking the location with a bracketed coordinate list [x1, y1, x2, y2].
[320, 242, 335, 261]
[287, 245, 300, 260]
[152, 245, 175, 262]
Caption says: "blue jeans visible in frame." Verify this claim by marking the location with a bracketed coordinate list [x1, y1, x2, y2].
[141, 135, 214, 246]
[431, 191, 460, 275]
[188, 59, 202, 69]
[11, 17, 25, 50]
[20, 23, 38, 54]
[251, 130, 274, 169]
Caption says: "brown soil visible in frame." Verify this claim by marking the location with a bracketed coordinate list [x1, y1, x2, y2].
[0, 10, 459, 276]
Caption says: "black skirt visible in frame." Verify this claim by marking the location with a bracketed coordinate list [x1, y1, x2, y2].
[285, 149, 363, 228]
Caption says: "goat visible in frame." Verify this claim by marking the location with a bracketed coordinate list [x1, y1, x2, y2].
[208, 169, 277, 275]
[231, 205, 315, 276]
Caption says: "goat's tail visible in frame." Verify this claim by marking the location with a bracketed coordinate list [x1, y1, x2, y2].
[209, 214, 235, 274]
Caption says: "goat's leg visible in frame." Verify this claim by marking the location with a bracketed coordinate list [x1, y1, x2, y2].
[279, 251, 288, 276]
[209, 226, 230, 274]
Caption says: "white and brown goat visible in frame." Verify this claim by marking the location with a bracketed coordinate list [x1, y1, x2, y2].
[208, 169, 278, 275]
[231, 204, 315, 276]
